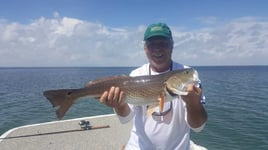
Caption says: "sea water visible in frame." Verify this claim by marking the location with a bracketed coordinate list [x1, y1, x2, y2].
[0, 66, 267, 149]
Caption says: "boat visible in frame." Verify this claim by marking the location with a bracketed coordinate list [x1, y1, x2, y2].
[0, 114, 207, 150]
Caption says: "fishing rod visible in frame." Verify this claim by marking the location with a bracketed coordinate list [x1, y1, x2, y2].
[0, 120, 109, 140]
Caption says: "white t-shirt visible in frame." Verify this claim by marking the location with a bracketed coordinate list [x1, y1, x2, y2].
[116, 62, 206, 150]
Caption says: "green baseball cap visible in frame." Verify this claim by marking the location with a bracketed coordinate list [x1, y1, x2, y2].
[144, 23, 172, 41]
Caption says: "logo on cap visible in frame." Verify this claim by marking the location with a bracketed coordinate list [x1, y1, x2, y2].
[144, 23, 172, 40]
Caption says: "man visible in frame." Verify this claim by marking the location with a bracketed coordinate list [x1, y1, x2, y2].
[100, 23, 207, 150]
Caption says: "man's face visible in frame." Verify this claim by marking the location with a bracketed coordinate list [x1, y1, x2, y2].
[144, 36, 173, 72]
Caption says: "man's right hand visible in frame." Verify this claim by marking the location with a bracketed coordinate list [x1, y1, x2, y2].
[99, 86, 130, 117]
[100, 86, 125, 108]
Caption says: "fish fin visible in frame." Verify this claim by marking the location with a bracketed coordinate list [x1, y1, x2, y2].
[146, 92, 166, 116]
[43, 89, 77, 119]
[159, 92, 165, 112]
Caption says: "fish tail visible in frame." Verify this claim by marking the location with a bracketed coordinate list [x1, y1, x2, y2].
[43, 89, 77, 119]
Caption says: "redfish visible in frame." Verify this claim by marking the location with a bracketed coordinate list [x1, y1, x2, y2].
[43, 68, 199, 119]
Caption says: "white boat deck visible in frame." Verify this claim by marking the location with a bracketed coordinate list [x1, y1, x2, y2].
[0, 114, 132, 150]
[0, 114, 207, 150]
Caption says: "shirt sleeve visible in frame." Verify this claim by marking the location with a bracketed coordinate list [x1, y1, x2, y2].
[191, 122, 206, 132]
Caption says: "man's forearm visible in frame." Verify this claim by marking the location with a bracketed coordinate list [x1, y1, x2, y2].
[186, 103, 207, 128]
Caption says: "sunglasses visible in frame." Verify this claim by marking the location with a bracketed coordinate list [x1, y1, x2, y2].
[145, 41, 172, 50]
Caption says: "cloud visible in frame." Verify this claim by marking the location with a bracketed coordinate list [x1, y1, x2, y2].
[0, 15, 146, 67]
[172, 17, 268, 66]
[0, 15, 268, 67]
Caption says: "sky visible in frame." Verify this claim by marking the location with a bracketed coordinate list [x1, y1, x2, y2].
[0, 0, 268, 67]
